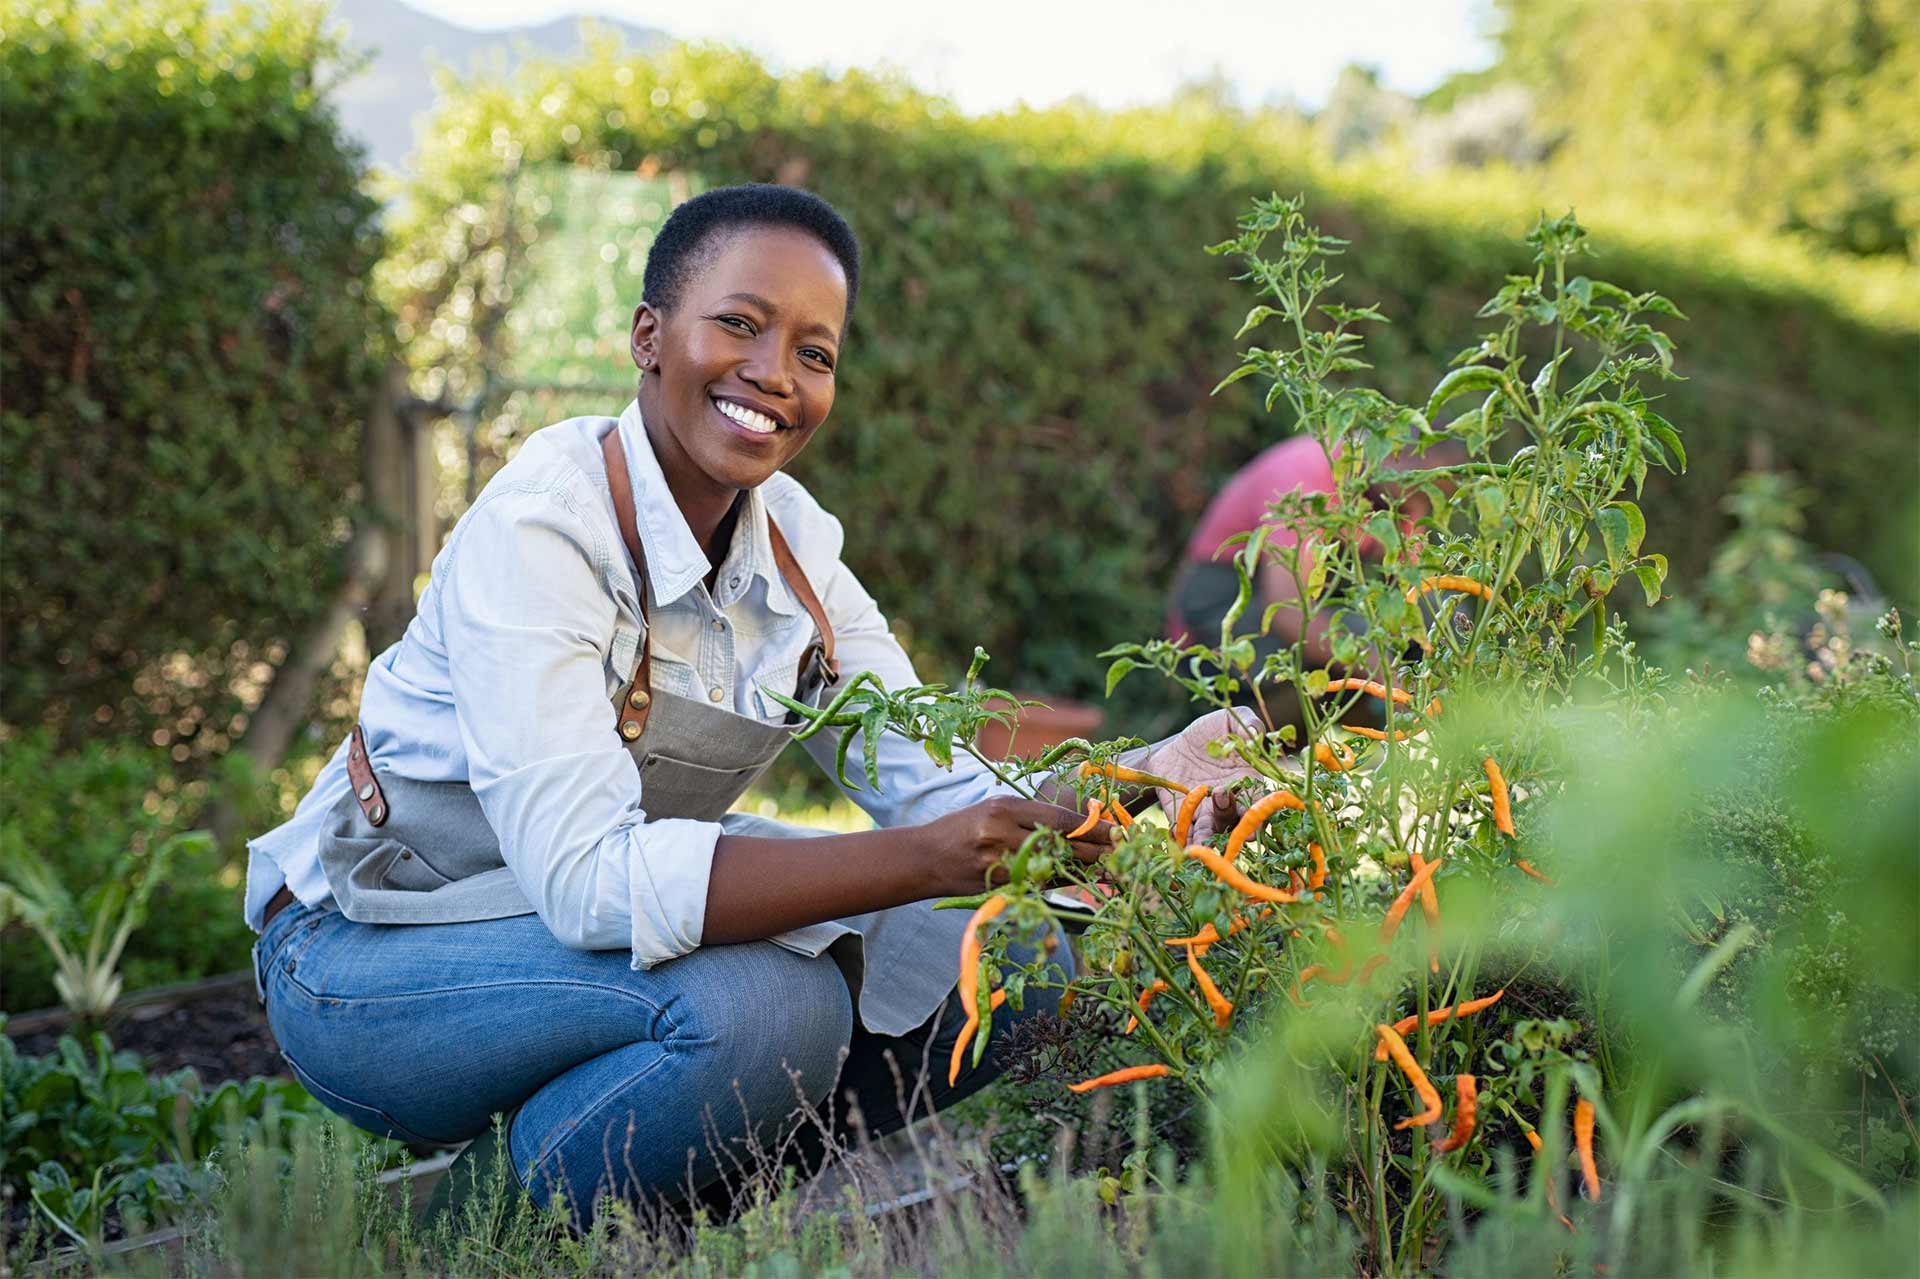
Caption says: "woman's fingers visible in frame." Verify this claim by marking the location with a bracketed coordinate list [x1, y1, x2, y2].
[1013, 798, 1117, 861]
[1187, 788, 1247, 843]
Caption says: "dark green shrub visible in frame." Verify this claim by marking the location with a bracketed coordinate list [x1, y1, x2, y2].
[0, 1, 388, 759]
[384, 44, 1916, 719]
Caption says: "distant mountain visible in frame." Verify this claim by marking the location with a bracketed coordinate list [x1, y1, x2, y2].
[326, 0, 670, 174]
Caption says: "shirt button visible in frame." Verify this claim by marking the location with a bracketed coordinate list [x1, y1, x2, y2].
[709, 686, 724, 702]
[730, 576, 741, 589]
[712, 619, 725, 631]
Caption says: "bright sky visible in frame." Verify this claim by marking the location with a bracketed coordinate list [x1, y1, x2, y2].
[397, 0, 1499, 114]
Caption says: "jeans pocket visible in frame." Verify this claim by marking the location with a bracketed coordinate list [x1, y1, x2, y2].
[279, 1048, 445, 1147]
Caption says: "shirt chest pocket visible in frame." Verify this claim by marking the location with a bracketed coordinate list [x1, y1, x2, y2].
[750, 659, 803, 723]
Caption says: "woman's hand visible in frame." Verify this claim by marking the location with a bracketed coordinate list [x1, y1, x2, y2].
[920, 795, 1118, 898]
[1137, 707, 1272, 842]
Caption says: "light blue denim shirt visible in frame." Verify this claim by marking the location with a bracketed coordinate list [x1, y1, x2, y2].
[243, 399, 1005, 966]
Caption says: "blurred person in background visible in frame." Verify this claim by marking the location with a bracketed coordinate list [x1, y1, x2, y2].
[1165, 435, 1465, 730]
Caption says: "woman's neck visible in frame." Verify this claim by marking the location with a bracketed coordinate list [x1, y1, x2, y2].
[637, 386, 742, 567]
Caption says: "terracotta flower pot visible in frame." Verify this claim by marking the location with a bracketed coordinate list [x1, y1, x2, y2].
[973, 693, 1106, 761]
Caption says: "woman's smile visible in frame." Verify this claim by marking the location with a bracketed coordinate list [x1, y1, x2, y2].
[710, 393, 793, 440]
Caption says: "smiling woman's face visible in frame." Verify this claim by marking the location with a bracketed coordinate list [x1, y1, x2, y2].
[630, 225, 847, 512]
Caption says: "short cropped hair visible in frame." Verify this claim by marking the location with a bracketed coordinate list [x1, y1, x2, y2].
[642, 183, 861, 326]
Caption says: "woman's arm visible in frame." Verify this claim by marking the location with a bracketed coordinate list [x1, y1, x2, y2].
[701, 795, 1114, 944]
[440, 478, 1114, 958]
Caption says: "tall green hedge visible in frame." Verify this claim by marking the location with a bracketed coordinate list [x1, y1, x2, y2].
[386, 42, 1917, 719]
[0, 2, 387, 756]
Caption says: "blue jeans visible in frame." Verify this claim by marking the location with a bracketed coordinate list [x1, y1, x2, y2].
[254, 901, 1067, 1223]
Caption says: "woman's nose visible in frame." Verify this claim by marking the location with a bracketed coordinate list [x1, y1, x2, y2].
[739, 346, 795, 398]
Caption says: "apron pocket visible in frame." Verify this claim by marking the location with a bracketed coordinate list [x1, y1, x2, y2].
[325, 833, 454, 894]
[639, 751, 781, 823]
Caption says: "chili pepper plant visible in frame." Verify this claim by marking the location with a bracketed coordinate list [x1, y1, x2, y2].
[773, 198, 1762, 1262]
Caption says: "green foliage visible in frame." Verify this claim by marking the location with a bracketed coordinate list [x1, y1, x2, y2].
[0, 0, 389, 758]
[0, 1028, 378, 1253]
[777, 202, 1919, 1273]
[0, 827, 203, 1018]
[388, 42, 1917, 715]
[1490, 0, 1920, 260]
[0, 732, 258, 1014]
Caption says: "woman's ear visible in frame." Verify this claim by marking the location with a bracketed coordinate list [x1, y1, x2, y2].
[630, 302, 661, 372]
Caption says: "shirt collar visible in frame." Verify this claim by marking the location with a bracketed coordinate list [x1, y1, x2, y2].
[616, 399, 800, 617]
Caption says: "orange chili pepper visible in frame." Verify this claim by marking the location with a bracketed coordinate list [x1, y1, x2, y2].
[1067, 1064, 1170, 1094]
[947, 987, 1008, 1086]
[1186, 945, 1234, 1029]
[1058, 988, 1076, 1019]
[1163, 912, 1255, 957]
[1324, 676, 1414, 705]
[1064, 798, 1106, 839]
[1123, 979, 1169, 1034]
[1105, 789, 1134, 828]
[1407, 574, 1496, 652]
[1483, 756, 1516, 837]
[1344, 724, 1414, 742]
[1380, 856, 1444, 943]
[1407, 574, 1495, 605]
[1525, 1129, 1576, 1231]
[1223, 790, 1308, 861]
[1515, 858, 1554, 886]
[948, 894, 1009, 1086]
[1172, 783, 1210, 846]
[1374, 1023, 1444, 1130]
[1307, 842, 1327, 890]
[1313, 740, 1356, 771]
[1575, 1099, 1601, 1202]
[1079, 761, 1183, 790]
[1373, 989, 1506, 1060]
[1410, 851, 1442, 973]
[1356, 953, 1389, 984]
[1295, 962, 1327, 992]
[1183, 845, 1300, 904]
[1167, 922, 1221, 952]
[1432, 1074, 1477, 1153]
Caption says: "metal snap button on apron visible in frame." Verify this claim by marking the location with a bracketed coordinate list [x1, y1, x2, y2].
[628, 689, 650, 709]
[708, 686, 724, 702]
[357, 782, 375, 801]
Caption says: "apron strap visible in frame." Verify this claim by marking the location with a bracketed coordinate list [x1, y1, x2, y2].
[601, 424, 838, 742]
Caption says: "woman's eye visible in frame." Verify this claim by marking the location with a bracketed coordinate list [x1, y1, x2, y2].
[717, 314, 755, 334]
[804, 348, 835, 370]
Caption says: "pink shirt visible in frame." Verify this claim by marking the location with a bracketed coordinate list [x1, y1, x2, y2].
[1166, 436, 1336, 642]
[1182, 436, 1335, 563]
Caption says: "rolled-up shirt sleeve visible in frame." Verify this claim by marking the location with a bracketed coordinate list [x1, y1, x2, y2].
[438, 486, 717, 966]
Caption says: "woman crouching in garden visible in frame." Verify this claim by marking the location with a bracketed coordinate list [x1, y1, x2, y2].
[244, 184, 1250, 1227]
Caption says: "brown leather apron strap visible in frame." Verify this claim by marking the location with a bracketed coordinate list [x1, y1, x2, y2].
[603, 427, 657, 741]
[767, 517, 840, 687]
[599, 424, 838, 743]
[345, 723, 388, 826]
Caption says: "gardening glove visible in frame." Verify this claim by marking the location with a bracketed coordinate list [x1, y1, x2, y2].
[1128, 707, 1271, 842]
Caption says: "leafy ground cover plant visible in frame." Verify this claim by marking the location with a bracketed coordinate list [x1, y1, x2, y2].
[0, 1028, 406, 1258]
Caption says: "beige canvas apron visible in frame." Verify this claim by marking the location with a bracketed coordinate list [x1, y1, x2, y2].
[313, 425, 970, 1035]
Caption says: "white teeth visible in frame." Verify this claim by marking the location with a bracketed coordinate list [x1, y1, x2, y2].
[714, 398, 779, 434]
